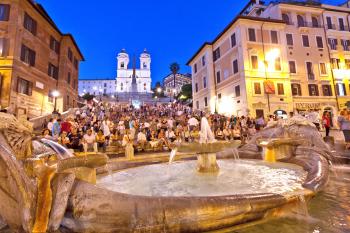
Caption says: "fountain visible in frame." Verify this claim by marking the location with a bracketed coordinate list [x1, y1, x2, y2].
[0, 113, 332, 232]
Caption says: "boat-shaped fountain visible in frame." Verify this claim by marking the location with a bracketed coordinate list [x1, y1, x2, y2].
[0, 113, 331, 232]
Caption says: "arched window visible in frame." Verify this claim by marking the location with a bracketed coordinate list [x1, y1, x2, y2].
[144, 83, 147, 91]
[312, 16, 319, 27]
[282, 13, 290, 24]
[121, 62, 125, 68]
[297, 15, 305, 27]
[120, 83, 123, 91]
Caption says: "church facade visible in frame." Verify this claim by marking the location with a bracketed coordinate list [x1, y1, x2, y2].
[116, 49, 152, 94]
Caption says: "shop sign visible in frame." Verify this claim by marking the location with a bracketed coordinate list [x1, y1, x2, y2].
[295, 103, 321, 110]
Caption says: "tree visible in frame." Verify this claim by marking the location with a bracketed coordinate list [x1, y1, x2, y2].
[152, 82, 165, 98]
[81, 93, 95, 101]
[176, 84, 192, 102]
[170, 62, 180, 88]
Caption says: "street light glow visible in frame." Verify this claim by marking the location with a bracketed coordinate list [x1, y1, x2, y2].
[52, 90, 60, 97]
[157, 87, 162, 93]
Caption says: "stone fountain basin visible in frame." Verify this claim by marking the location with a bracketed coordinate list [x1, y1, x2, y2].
[61, 154, 328, 233]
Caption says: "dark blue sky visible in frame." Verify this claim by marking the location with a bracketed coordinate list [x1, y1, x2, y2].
[38, 0, 340, 85]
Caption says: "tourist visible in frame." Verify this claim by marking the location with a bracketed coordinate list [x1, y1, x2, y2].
[232, 126, 241, 141]
[322, 112, 331, 137]
[165, 128, 176, 142]
[216, 127, 224, 140]
[52, 119, 61, 139]
[338, 110, 350, 149]
[58, 131, 70, 147]
[83, 129, 98, 153]
[223, 127, 231, 141]
[41, 129, 53, 140]
[137, 129, 147, 151]
[188, 115, 199, 131]
[67, 128, 83, 151]
[96, 130, 107, 152]
[122, 129, 134, 159]
[47, 118, 54, 134]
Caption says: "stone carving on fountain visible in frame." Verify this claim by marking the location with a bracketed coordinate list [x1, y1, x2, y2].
[218, 115, 332, 192]
[0, 114, 332, 233]
[0, 113, 108, 232]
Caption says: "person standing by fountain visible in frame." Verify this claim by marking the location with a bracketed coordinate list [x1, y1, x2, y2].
[322, 112, 331, 137]
[122, 129, 134, 159]
[338, 110, 350, 149]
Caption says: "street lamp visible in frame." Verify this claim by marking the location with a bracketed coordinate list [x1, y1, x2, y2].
[52, 90, 60, 113]
[157, 87, 162, 93]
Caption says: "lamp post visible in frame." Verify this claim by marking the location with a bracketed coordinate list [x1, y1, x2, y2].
[52, 90, 60, 113]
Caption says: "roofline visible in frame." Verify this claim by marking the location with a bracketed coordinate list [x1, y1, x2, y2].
[162, 73, 192, 82]
[186, 15, 285, 65]
[79, 78, 115, 81]
[26, 1, 85, 61]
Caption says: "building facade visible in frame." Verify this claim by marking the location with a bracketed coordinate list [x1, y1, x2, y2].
[0, 0, 83, 118]
[163, 73, 192, 97]
[188, 0, 350, 118]
[79, 79, 116, 96]
[116, 49, 152, 94]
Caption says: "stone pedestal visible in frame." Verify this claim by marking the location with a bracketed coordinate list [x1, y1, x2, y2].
[197, 153, 219, 173]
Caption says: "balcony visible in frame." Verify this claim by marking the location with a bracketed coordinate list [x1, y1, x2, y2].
[297, 22, 323, 28]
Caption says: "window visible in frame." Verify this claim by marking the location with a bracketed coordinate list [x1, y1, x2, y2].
[297, 15, 305, 27]
[67, 95, 70, 107]
[216, 71, 221, 84]
[308, 84, 319, 96]
[235, 85, 240, 97]
[203, 77, 207, 88]
[248, 28, 256, 42]
[48, 63, 59, 80]
[282, 13, 290, 24]
[74, 58, 78, 69]
[254, 82, 262, 94]
[328, 38, 337, 50]
[331, 58, 340, 69]
[326, 16, 333, 29]
[322, 85, 332, 96]
[289, 61, 296, 74]
[213, 48, 220, 62]
[275, 57, 281, 71]
[67, 72, 71, 84]
[218, 93, 222, 100]
[0, 4, 10, 21]
[271, 31, 278, 44]
[339, 18, 345, 31]
[231, 33, 236, 47]
[17, 77, 32, 96]
[345, 59, 350, 69]
[233, 59, 239, 74]
[194, 64, 197, 73]
[0, 38, 9, 57]
[316, 36, 323, 48]
[306, 62, 314, 79]
[23, 13, 37, 35]
[302, 35, 309, 47]
[319, 63, 327, 75]
[341, 39, 350, 51]
[68, 48, 73, 62]
[312, 17, 319, 27]
[202, 56, 206, 66]
[251, 56, 258, 69]
[291, 83, 302, 96]
[286, 34, 293, 46]
[20, 44, 35, 66]
[50, 36, 60, 54]
[336, 83, 347, 96]
[277, 83, 284, 95]
[196, 101, 199, 109]
[195, 83, 198, 92]
[204, 97, 208, 107]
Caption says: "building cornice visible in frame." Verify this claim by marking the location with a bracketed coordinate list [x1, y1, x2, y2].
[186, 15, 285, 66]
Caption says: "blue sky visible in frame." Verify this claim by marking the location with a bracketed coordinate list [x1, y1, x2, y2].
[38, 0, 341, 85]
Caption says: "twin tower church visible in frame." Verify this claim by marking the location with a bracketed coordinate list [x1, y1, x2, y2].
[78, 49, 152, 97]
[116, 49, 152, 94]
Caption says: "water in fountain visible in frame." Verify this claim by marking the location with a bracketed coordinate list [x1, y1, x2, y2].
[98, 160, 307, 197]
[40, 139, 74, 160]
[200, 116, 216, 144]
[231, 148, 240, 160]
[169, 148, 177, 164]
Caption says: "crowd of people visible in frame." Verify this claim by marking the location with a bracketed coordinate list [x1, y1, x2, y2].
[41, 102, 350, 156]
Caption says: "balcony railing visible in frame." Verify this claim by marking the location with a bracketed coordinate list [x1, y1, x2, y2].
[297, 22, 323, 28]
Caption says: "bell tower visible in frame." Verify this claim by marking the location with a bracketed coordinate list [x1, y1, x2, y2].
[117, 49, 129, 70]
[140, 48, 151, 70]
